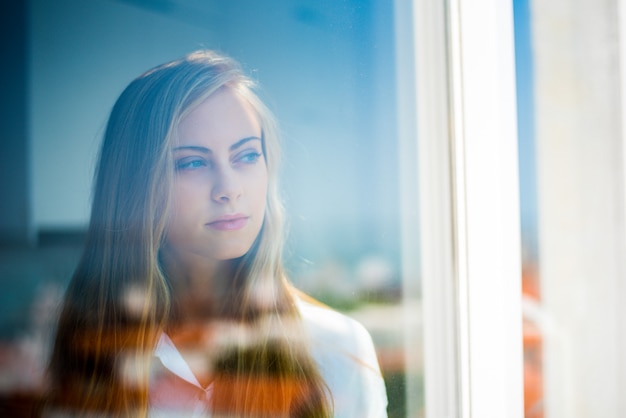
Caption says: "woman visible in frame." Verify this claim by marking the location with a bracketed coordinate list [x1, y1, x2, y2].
[46, 50, 387, 417]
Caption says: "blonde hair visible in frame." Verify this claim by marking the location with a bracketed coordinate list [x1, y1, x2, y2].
[47, 50, 332, 417]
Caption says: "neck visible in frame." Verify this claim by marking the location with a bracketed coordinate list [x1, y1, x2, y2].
[160, 247, 237, 322]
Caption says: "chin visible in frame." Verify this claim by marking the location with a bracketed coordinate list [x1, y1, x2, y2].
[216, 236, 260, 260]
[215, 247, 253, 261]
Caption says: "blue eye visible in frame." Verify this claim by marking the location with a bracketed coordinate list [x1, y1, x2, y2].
[236, 151, 262, 164]
[176, 158, 208, 171]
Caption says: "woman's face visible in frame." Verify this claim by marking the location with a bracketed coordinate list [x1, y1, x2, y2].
[164, 87, 268, 264]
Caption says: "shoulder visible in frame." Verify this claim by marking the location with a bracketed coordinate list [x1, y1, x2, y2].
[296, 297, 388, 417]
[297, 298, 379, 370]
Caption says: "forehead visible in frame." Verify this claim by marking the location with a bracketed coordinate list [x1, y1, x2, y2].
[176, 87, 261, 147]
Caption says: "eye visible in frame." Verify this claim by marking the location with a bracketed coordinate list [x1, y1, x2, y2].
[175, 157, 208, 171]
[234, 150, 263, 165]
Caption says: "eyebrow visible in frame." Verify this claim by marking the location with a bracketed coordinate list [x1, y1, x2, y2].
[173, 136, 262, 153]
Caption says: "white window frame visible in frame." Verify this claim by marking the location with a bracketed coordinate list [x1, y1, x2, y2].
[396, 0, 524, 416]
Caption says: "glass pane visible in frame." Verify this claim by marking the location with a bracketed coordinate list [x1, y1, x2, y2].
[0, 1, 423, 416]
[513, 0, 543, 417]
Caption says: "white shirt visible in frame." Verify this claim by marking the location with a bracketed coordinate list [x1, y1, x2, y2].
[150, 298, 388, 417]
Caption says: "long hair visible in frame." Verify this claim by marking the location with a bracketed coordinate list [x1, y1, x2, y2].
[47, 50, 332, 417]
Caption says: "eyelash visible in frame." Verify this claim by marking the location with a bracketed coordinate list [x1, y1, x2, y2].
[175, 158, 208, 171]
[174, 151, 263, 171]
[236, 151, 262, 164]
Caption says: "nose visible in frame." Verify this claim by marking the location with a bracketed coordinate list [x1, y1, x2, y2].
[211, 167, 242, 203]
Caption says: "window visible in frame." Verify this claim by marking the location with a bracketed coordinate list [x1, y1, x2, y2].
[0, 1, 530, 417]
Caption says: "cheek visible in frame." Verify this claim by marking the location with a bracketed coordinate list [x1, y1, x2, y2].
[166, 184, 202, 233]
[243, 163, 268, 211]
[171, 180, 205, 212]
[254, 175, 269, 213]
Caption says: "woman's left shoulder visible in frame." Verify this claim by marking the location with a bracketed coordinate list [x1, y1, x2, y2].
[298, 300, 374, 355]
[297, 298, 379, 367]
[296, 297, 389, 417]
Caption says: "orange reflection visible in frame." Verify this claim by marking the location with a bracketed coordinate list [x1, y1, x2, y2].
[522, 261, 543, 418]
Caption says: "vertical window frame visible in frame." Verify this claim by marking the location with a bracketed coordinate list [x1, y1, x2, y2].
[398, 0, 525, 416]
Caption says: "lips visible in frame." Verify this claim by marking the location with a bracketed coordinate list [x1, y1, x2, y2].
[206, 214, 249, 231]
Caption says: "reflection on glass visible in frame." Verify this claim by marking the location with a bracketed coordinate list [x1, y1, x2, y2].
[515, 0, 543, 416]
[0, 1, 413, 416]
[38, 51, 386, 416]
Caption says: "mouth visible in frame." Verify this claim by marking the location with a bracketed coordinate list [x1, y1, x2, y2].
[206, 214, 249, 231]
